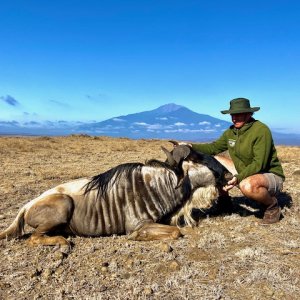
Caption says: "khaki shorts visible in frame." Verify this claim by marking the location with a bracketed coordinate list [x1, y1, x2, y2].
[263, 173, 284, 196]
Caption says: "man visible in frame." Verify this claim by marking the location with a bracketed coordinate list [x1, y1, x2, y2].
[191, 98, 285, 224]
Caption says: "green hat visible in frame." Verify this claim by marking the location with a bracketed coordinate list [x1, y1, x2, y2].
[221, 98, 260, 114]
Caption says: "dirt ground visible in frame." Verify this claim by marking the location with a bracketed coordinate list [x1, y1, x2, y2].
[0, 135, 300, 300]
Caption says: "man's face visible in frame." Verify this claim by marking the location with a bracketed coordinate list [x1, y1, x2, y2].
[231, 112, 252, 129]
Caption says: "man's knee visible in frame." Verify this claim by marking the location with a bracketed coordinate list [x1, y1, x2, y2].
[239, 178, 254, 195]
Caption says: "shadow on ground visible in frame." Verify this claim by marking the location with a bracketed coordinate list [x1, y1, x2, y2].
[191, 191, 293, 222]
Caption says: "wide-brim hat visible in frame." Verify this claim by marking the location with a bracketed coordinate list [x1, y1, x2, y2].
[221, 98, 260, 114]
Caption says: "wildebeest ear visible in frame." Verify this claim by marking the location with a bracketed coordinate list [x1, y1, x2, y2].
[173, 145, 191, 164]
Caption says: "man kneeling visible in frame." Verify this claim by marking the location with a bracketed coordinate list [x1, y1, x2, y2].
[191, 98, 284, 224]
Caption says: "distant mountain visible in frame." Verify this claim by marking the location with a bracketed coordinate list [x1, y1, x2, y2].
[77, 103, 231, 141]
[0, 103, 299, 145]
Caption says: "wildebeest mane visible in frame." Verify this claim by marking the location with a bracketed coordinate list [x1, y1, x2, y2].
[84, 162, 143, 197]
[84, 159, 176, 199]
[145, 159, 174, 170]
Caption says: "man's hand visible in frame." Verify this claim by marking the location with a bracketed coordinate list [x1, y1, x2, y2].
[223, 176, 238, 191]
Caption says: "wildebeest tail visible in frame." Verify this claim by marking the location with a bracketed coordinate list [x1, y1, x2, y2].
[0, 206, 26, 240]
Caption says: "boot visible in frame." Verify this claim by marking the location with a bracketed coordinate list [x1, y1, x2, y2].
[260, 197, 281, 225]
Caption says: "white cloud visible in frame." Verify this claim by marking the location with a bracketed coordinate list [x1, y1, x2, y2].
[199, 121, 211, 125]
[156, 117, 168, 120]
[174, 122, 187, 126]
[112, 118, 126, 122]
[164, 128, 216, 133]
[133, 122, 163, 130]
[147, 124, 163, 130]
[133, 122, 149, 126]
[103, 124, 125, 129]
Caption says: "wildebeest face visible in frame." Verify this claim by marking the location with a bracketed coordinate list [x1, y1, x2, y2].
[162, 142, 232, 187]
[181, 161, 216, 189]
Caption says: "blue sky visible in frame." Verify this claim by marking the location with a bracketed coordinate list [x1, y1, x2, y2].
[0, 0, 299, 133]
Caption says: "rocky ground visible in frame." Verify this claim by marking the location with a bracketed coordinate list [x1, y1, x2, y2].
[0, 135, 300, 300]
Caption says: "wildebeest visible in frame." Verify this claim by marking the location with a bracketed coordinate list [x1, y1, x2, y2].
[0, 142, 232, 246]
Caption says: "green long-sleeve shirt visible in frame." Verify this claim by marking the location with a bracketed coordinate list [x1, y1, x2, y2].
[192, 119, 285, 183]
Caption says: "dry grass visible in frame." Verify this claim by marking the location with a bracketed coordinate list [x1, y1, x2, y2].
[0, 135, 300, 299]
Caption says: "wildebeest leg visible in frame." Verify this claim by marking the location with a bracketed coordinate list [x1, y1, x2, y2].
[127, 222, 182, 241]
[27, 225, 70, 247]
[25, 194, 74, 247]
[214, 155, 237, 175]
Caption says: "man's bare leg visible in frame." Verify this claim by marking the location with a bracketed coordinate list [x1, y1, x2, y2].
[239, 174, 280, 224]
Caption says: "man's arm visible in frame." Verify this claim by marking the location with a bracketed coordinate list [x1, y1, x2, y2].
[191, 131, 228, 155]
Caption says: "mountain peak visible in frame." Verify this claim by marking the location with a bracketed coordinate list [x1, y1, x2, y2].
[155, 103, 184, 113]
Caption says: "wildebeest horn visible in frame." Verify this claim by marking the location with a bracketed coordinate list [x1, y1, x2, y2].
[161, 146, 176, 166]
[168, 140, 179, 147]
[173, 145, 191, 164]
